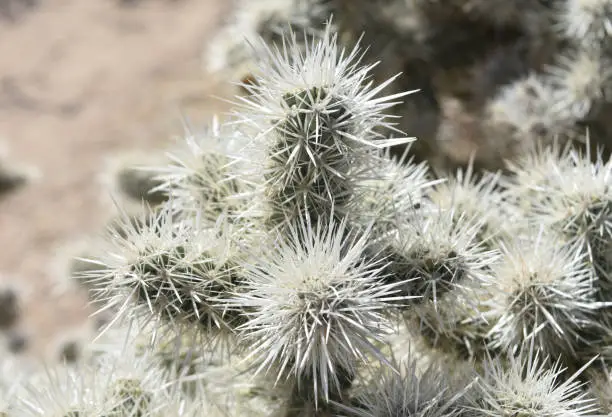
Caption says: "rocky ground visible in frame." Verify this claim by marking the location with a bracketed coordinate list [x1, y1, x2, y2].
[0, 0, 233, 360]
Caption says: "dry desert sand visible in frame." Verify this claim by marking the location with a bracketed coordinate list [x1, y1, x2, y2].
[0, 0, 234, 359]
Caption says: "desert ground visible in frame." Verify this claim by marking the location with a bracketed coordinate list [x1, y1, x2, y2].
[0, 0, 233, 360]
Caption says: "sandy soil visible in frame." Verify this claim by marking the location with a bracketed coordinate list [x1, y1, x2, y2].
[0, 0, 233, 359]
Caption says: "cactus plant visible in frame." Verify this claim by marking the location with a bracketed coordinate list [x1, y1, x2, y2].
[9, 5, 612, 417]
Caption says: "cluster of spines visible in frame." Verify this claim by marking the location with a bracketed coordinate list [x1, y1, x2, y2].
[12, 8, 612, 417]
[230, 24, 413, 231]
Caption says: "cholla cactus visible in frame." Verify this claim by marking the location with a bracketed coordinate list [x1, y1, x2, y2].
[471, 346, 599, 416]
[231, 24, 413, 229]
[373, 209, 497, 316]
[86, 204, 248, 346]
[486, 230, 600, 361]
[345, 354, 474, 417]
[11, 8, 612, 417]
[152, 118, 248, 220]
[225, 217, 405, 406]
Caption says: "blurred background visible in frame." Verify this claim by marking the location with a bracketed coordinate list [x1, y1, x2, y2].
[0, 0, 232, 359]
